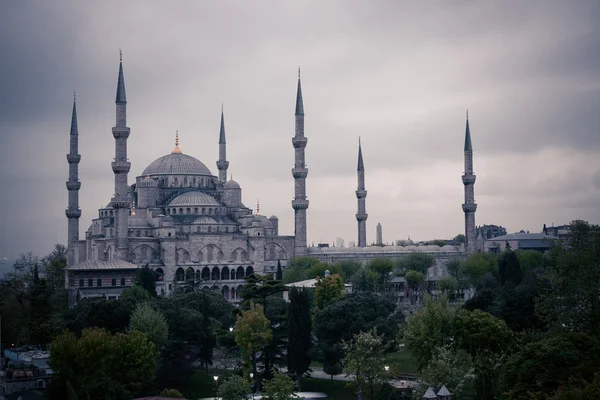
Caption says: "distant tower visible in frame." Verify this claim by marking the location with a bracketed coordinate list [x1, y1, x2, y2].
[65, 93, 81, 255]
[462, 111, 477, 254]
[111, 51, 131, 261]
[292, 68, 309, 254]
[376, 223, 383, 245]
[216, 105, 229, 183]
[356, 138, 368, 247]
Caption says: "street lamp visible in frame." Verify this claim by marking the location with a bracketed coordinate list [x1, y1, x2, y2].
[213, 375, 219, 393]
[384, 365, 390, 372]
[249, 372, 256, 399]
[229, 327, 234, 332]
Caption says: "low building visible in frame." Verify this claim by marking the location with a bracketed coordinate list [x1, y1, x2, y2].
[283, 277, 352, 302]
[475, 224, 507, 240]
[1, 347, 52, 396]
[483, 232, 558, 253]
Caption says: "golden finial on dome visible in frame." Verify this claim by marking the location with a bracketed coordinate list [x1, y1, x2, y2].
[256, 199, 260, 215]
[172, 130, 182, 154]
[131, 200, 136, 216]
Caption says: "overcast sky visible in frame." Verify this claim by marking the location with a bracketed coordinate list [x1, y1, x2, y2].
[1, 1, 599, 260]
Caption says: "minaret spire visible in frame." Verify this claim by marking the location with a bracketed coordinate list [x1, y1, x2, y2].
[462, 111, 477, 254]
[66, 93, 82, 264]
[292, 69, 309, 255]
[111, 51, 131, 261]
[216, 105, 229, 182]
[356, 138, 368, 247]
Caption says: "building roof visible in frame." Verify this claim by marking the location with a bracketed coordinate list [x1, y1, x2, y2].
[142, 152, 213, 176]
[438, 384, 452, 396]
[423, 387, 438, 398]
[169, 191, 220, 207]
[68, 259, 139, 271]
[129, 215, 152, 228]
[487, 232, 558, 242]
[224, 179, 241, 189]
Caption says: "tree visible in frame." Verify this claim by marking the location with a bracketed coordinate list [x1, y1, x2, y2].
[537, 221, 600, 334]
[50, 328, 158, 400]
[350, 268, 379, 293]
[159, 388, 185, 398]
[498, 249, 522, 286]
[314, 273, 344, 312]
[548, 373, 600, 399]
[128, 303, 169, 347]
[436, 277, 459, 300]
[453, 309, 512, 357]
[416, 345, 476, 400]
[120, 284, 151, 305]
[395, 253, 434, 275]
[305, 263, 342, 280]
[335, 260, 362, 281]
[367, 258, 394, 289]
[401, 295, 458, 370]
[64, 298, 133, 335]
[217, 375, 250, 400]
[235, 302, 273, 392]
[515, 249, 544, 281]
[459, 252, 498, 288]
[135, 264, 157, 296]
[445, 258, 461, 280]
[241, 273, 286, 314]
[287, 287, 312, 390]
[344, 329, 387, 400]
[276, 259, 283, 281]
[404, 270, 425, 304]
[454, 234, 466, 244]
[262, 373, 297, 400]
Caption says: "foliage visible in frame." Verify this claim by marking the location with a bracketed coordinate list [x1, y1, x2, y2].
[287, 287, 312, 389]
[500, 332, 600, 399]
[401, 295, 458, 370]
[367, 258, 394, 288]
[217, 375, 250, 400]
[404, 270, 424, 291]
[445, 258, 461, 280]
[305, 263, 341, 280]
[350, 268, 379, 292]
[454, 234, 466, 244]
[548, 373, 600, 400]
[436, 277, 459, 299]
[288, 257, 321, 270]
[128, 303, 169, 347]
[344, 329, 387, 400]
[135, 264, 157, 296]
[395, 253, 434, 275]
[314, 273, 344, 311]
[241, 273, 286, 314]
[459, 252, 498, 288]
[65, 298, 133, 335]
[282, 267, 307, 284]
[276, 259, 283, 281]
[537, 221, 600, 334]
[159, 388, 185, 398]
[453, 309, 512, 357]
[515, 249, 544, 281]
[334, 260, 363, 281]
[262, 373, 298, 400]
[235, 302, 273, 391]
[415, 345, 476, 400]
[498, 249, 522, 286]
[120, 284, 151, 305]
[50, 328, 158, 400]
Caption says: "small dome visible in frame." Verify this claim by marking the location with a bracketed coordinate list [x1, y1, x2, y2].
[138, 176, 158, 188]
[142, 152, 212, 176]
[128, 215, 151, 228]
[169, 191, 220, 207]
[193, 216, 218, 224]
[224, 179, 241, 189]
[269, 215, 279, 220]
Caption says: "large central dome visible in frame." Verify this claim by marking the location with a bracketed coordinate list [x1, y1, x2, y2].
[142, 152, 213, 176]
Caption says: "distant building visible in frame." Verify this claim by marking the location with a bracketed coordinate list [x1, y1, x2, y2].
[376, 223, 383, 245]
[349, 241, 356, 247]
[1, 347, 52, 395]
[475, 224, 507, 239]
[542, 220, 587, 238]
[335, 237, 345, 248]
[483, 232, 558, 253]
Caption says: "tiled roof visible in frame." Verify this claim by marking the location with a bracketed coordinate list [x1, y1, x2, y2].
[68, 259, 139, 271]
[487, 232, 558, 241]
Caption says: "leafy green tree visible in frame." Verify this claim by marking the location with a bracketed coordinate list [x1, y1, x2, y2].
[537, 221, 600, 334]
[282, 267, 307, 284]
[350, 268, 379, 292]
[235, 302, 273, 392]
[515, 249, 544, 281]
[135, 264, 157, 296]
[498, 249, 522, 286]
[367, 258, 394, 289]
[305, 263, 341, 280]
[241, 273, 286, 314]
[159, 388, 185, 398]
[288, 257, 320, 270]
[314, 273, 344, 312]
[445, 258, 461, 280]
[395, 253, 434, 275]
[50, 328, 158, 400]
[217, 375, 250, 400]
[459, 252, 498, 288]
[453, 234, 466, 244]
[66, 380, 79, 400]
[453, 309, 512, 357]
[404, 270, 425, 303]
[344, 329, 387, 400]
[262, 373, 297, 400]
[436, 277, 459, 300]
[120, 284, 151, 305]
[128, 303, 169, 347]
[65, 298, 133, 335]
[287, 287, 312, 390]
[335, 260, 362, 281]
[401, 295, 458, 370]
[548, 373, 600, 399]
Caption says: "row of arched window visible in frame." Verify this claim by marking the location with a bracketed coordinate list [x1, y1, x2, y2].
[166, 207, 225, 215]
[174, 266, 254, 282]
[157, 176, 215, 189]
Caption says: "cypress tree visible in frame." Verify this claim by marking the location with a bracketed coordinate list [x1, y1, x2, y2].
[287, 287, 312, 390]
[276, 259, 283, 281]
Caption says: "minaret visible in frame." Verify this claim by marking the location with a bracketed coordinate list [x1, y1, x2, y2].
[462, 111, 477, 254]
[356, 138, 368, 247]
[216, 105, 229, 183]
[111, 51, 131, 261]
[376, 223, 383, 246]
[292, 68, 309, 254]
[65, 93, 82, 253]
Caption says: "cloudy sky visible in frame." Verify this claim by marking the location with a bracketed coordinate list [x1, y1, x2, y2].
[1, 1, 599, 259]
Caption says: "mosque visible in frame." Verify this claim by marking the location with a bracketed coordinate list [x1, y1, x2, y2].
[64, 55, 476, 304]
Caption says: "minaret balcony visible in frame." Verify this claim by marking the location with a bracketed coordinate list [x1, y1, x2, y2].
[292, 199, 309, 210]
[292, 136, 308, 149]
[462, 202, 478, 213]
[112, 127, 130, 139]
[216, 160, 229, 170]
[292, 167, 308, 179]
[111, 161, 131, 174]
[356, 213, 368, 221]
[355, 189, 367, 198]
[111, 195, 130, 209]
[65, 208, 82, 218]
[66, 181, 81, 191]
[66, 154, 81, 163]
[462, 174, 476, 185]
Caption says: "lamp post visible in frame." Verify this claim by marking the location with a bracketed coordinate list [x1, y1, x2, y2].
[250, 372, 255, 399]
[213, 375, 219, 394]
[229, 327, 234, 332]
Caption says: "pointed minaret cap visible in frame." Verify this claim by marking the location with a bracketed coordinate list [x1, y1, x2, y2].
[423, 387, 437, 399]
[464, 109, 472, 152]
[70, 91, 78, 136]
[115, 49, 127, 104]
[172, 131, 182, 154]
[437, 385, 452, 396]
[357, 137, 364, 171]
[295, 67, 304, 115]
[219, 104, 226, 144]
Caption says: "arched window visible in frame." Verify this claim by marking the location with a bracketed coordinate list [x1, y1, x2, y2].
[186, 208, 191, 214]
[110, 211, 113, 217]
[155, 268, 164, 282]
[194, 208, 198, 214]
[184, 177, 188, 186]
[193, 177, 197, 186]
[202, 208, 206, 214]
[231, 270, 236, 280]
[195, 270, 201, 281]
[208, 226, 212, 233]
[136, 230, 141, 237]
[174, 177, 179, 186]
[179, 208, 183, 214]
[110, 228, 113, 236]
[207, 246, 213, 261]
[175, 267, 185, 281]
[141, 246, 147, 259]
[211, 267, 220, 281]
[201, 178, 205, 186]
[202, 267, 210, 280]
[185, 267, 194, 281]
[221, 267, 229, 280]
[197, 226, 201, 233]
[236, 267, 245, 280]
[246, 266, 254, 277]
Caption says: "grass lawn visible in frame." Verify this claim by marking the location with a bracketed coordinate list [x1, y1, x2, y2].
[301, 378, 357, 400]
[386, 346, 418, 375]
[184, 369, 235, 399]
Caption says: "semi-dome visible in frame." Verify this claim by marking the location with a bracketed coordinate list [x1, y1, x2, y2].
[224, 179, 241, 189]
[169, 191, 220, 207]
[138, 176, 158, 187]
[142, 152, 213, 176]
[128, 214, 152, 228]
